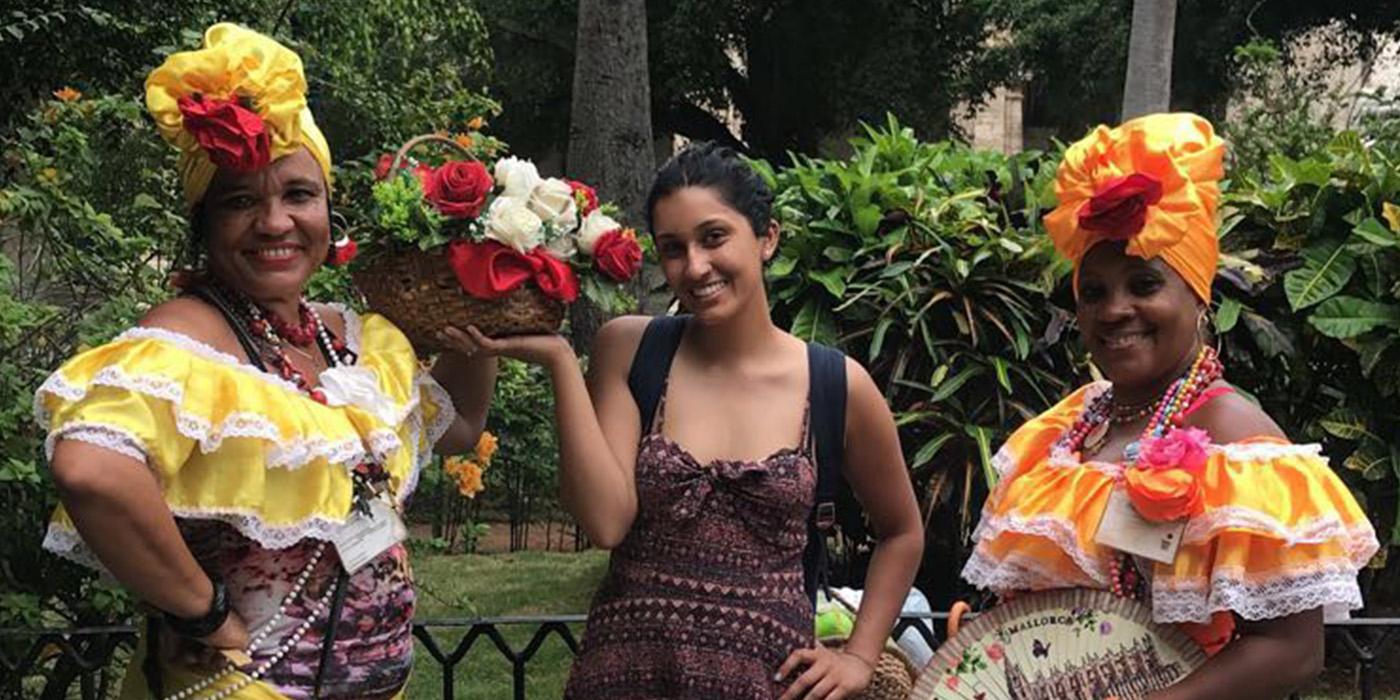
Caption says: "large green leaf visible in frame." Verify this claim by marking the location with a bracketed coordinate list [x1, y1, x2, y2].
[1319, 407, 1373, 441]
[790, 299, 836, 344]
[1308, 296, 1400, 339]
[1242, 311, 1295, 357]
[1344, 439, 1392, 481]
[1284, 239, 1356, 310]
[1353, 218, 1399, 248]
[808, 267, 848, 298]
[1215, 296, 1242, 334]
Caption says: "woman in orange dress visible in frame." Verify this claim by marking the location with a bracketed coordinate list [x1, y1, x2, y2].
[961, 113, 1379, 699]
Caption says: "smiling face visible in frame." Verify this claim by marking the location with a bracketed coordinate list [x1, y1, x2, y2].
[198, 147, 330, 305]
[650, 185, 779, 324]
[1076, 240, 1204, 394]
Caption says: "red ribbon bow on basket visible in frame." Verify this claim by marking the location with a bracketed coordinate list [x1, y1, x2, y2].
[446, 240, 579, 303]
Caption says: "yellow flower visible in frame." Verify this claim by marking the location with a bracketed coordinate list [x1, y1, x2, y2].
[467, 116, 486, 131]
[474, 431, 499, 464]
[1383, 202, 1400, 233]
[456, 462, 485, 498]
[453, 133, 475, 150]
[38, 168, 59, 184]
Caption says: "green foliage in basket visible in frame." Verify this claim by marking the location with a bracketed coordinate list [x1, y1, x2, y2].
[369, 171, 450, 252]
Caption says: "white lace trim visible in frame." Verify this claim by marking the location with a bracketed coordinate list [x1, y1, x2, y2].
[1152, 564, 1366, 624]
[44, 422, 147, 463]
[1212, 442, 1325, 462]
[114, 327, 303, 393]
[1183, 506, 1380, 564]
[970, 512, 1110, 585]
[961, 546, 1097, 593]
[43, 500, 362, 575]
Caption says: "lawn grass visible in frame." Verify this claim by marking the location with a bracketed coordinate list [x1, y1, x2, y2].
[405, 549, 608, 699]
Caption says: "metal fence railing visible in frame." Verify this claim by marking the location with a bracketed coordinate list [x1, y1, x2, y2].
[4, 615, 1397, 699]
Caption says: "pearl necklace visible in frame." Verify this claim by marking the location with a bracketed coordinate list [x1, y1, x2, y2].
[163, 542, 332, 700]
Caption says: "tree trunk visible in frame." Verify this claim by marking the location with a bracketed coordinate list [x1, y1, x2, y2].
[567, 0, 654, 346]
[1120, 0, 1177, 120]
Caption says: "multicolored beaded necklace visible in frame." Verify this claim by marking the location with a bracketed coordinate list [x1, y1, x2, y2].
[1057, 344, 1224, 600]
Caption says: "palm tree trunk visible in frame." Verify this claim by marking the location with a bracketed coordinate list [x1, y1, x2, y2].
[1120, 0, 1178, 120]
[567, 0, 654, 348]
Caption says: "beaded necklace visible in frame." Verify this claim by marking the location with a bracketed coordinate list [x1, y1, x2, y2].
[164, 286, 388, 699]
[1056, 345, 1223, 601]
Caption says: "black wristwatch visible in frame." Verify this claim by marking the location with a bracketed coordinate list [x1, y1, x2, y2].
[164, 577, 231, 639]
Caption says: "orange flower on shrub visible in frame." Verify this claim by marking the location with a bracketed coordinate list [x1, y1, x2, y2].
[467, 116, 486, 131]
[456, 461, 485, 498]
[53, 87, 82, 103]
[475, 431, 499, 463]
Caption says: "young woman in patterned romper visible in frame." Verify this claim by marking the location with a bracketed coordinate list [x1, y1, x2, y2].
[462, 142, 924, 699]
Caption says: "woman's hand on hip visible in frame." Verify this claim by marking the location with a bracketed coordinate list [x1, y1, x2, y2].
[159, 610, 252, 672]
[776, 644, 875, 700]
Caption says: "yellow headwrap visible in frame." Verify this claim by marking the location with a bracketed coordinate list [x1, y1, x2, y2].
[145, 23, 332, 209]
[1043, 113, 1225, 302]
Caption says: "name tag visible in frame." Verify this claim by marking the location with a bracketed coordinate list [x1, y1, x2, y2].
[330, 499, 406, 574]
[1093, 489, 1186, 565]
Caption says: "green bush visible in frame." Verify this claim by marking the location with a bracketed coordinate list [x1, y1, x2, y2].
[1220, 133, 1400, 568]
[760, 116, 1084, 599]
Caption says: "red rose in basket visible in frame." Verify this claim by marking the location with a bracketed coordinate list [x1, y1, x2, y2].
[351, 136, 644, 350]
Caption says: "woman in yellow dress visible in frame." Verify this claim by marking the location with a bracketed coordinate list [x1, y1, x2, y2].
[39, 24, 497, 699]
[961, 113, 1379, 699]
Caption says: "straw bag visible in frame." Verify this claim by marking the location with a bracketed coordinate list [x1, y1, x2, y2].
[351, 134, 566, 354]
[818, 637, 918, 700]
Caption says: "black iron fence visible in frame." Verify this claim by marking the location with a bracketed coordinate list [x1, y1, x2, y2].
[3, 615, 1397, 699]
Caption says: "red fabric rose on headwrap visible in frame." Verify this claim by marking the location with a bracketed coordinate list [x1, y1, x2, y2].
[177, 94, 271, 172]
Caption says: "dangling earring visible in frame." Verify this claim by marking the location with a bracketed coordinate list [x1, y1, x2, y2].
[325, 211, 358, 267]
[1196, 307, 1219, 353]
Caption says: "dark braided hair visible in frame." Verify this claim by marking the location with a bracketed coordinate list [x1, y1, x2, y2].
[645, 141, 773, 238]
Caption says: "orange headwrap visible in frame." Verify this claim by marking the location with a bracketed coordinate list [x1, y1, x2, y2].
[1044, 113, 1225, 302]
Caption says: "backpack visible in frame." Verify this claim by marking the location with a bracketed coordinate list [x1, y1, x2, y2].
[625, 315, 848, 606]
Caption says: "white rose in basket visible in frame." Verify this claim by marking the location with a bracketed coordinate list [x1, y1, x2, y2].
[578, 210, 623, 255]
[485, 196, 545, 253]
[494, 156, 542, 198]
[528, 178, 580, 233]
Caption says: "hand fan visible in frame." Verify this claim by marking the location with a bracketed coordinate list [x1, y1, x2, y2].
[910, 589, 1207, 700]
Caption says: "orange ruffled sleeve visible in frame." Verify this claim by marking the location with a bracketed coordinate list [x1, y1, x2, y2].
[963, 382, 1379, 633]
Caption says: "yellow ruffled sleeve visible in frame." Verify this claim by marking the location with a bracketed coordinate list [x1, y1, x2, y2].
[38, 306, 456, 572]
[963, 382, 1380, 626]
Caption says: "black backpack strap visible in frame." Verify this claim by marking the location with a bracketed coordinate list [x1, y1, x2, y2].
[803, 342, 848, 605]
[626, 315, 690, 433]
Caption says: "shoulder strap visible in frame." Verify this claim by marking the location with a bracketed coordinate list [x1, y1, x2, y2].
[807, 343, 847, 525]
[803, 342, 847, 604]
[626, 315, 689, 433]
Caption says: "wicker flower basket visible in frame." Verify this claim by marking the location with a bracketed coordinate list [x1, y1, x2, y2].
[352, 246, 565, 353]
[350, 134, 566, 354]
[818, 637, 918, 700]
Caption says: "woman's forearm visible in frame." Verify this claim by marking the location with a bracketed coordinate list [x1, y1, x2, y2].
[1149, 610, 1325, 700]
[548, 353, 637, 548]
[842, 528, 924, 664]
[51, 442, 213, 618]
[432, 351, 498, 453]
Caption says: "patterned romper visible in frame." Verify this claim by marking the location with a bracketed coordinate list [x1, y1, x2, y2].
[564, 388, 817, 699]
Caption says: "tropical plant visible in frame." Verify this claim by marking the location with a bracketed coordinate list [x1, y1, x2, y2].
[760, 116, 1083, 598]
[1219, 132, 1400, 562]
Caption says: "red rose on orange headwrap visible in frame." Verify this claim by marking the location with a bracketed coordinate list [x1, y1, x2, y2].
[177, 94, 270, 172]
[1078, 173, 1163, 240]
